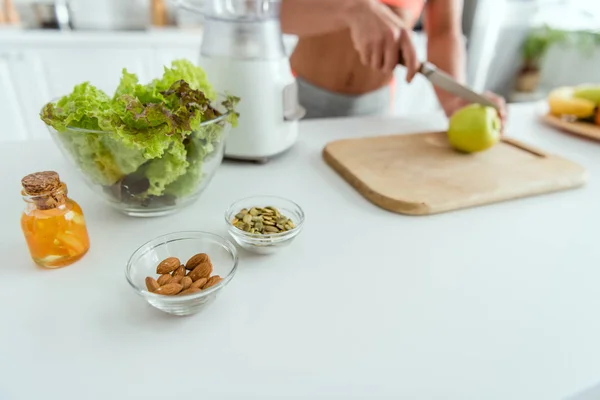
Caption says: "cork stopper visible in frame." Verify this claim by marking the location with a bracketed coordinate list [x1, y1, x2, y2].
[21, 171, 60, 195]
[21, 171, 67, 210]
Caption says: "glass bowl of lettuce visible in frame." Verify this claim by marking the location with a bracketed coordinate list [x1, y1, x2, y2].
[40, 60, 239, 217]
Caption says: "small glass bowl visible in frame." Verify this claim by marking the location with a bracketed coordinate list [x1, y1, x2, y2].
[125, 231, 238, 316]
[225, 195, 305, 255]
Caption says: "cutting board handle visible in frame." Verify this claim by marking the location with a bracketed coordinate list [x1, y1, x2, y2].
[501, 137, 547, 158]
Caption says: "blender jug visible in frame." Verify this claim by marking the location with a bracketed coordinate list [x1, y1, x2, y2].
[175, 0, 305, 161]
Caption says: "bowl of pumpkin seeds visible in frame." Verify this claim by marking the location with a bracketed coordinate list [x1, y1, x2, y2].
[224, 195, 305, 255]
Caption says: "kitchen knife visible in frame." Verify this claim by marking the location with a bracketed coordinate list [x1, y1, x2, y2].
[398, 53, 499, 110]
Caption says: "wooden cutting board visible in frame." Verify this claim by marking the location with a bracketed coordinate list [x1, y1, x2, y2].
[323, 132, 588, 215]
[541, 113, 600, 142]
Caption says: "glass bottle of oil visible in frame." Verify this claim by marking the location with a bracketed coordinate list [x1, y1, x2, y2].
[20, 171, 90, 268]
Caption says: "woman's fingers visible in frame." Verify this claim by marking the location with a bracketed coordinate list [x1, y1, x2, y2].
[382, 38, 399, 73]
[484, 91, 507, 124]
[369, 44, 384, 71]
[358, 44, 371, 69]
[399, 29, 419, 82]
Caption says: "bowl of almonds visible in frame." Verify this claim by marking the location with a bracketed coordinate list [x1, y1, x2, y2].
[125, 231, 238, 316]
[225, 195, 305, 255]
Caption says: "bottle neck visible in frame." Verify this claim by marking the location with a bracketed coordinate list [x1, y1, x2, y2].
[22, 182, 69, 211]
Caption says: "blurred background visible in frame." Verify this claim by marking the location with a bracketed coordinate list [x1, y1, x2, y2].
[0, 0, 599, 141]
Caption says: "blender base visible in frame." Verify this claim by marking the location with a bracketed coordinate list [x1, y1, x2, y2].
[224, 155, 270, 165]
[223, 145, 295, 164]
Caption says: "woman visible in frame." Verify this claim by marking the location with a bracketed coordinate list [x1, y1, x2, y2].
[280, 0, 506, 121]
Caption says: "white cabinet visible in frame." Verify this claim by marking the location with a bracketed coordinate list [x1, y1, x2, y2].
[151, 47, 201, 78]
[0, 53, 29, 141]
[35, 48, 154, 97]
[0, 31, 440, 142]
[8, 50, 49, 139]
[0, 46, 156, 142]
[0, 32, 189, 142]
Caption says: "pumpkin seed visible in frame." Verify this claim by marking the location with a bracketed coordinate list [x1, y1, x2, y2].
[231, 205, 295, 234]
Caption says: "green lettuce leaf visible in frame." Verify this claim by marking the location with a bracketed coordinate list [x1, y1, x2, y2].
[150, 59, 217, 101]
[40, 59, 239, 202]
[41, 82, 112, 131]
[114, 68, 166, 105]
[164, 123, 225, 198]
[55, 130, 122, 186]
[144, 140, 189, 196]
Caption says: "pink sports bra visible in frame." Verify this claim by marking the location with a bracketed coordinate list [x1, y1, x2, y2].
[380, 0, 426, 20]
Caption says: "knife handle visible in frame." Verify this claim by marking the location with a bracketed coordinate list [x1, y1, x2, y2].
[397, 50, 405, 66]
[397, 51, 429, 75]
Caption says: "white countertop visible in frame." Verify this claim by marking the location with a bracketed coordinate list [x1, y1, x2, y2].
[1, 103, 599, 400]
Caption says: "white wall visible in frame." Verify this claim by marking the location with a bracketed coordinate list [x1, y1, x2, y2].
[479, 0, 600, 98]
[539, 45, 600, 89]
[476, 1, 539, 98]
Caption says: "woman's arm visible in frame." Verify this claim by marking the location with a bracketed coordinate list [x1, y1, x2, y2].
[424, 0, 507, 121]
[423, 0, 467, 113]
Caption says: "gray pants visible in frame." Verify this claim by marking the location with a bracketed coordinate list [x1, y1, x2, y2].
[297, 77, 392, 119]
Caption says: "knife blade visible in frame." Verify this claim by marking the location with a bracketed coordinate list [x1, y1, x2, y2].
[419, 62, 499, 110]
[398, 53, 499, 110]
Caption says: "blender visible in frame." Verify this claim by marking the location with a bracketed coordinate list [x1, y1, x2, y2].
[176, 0, 305, 162]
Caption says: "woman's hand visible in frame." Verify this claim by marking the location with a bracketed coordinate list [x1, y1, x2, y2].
[344, 0, 420, 81]
[442, 91, 508, 131]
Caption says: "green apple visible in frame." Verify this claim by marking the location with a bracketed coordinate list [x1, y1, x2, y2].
[573, 85, 600, 106]
[447, 104, 501, 153]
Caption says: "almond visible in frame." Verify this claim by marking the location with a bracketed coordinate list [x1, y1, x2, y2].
[190, 277, 207, 289]
[156, 257, 180, 274]
[145, 277, 160, 292]
[180, 276, 192, 290]
[185, 253, 210, 270]
[173, 266, 186, 277]
[170, 275, 184, 284]
[154, 283, 183, 296]
[178, 287, 201, 296]
[157, 273, 172, 286]
[188, 261, 212, 282]
[203, 275, 222, 290]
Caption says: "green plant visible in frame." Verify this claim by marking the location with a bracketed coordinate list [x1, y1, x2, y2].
[521, 25, 567, 70]
[565, 29, 600, 56]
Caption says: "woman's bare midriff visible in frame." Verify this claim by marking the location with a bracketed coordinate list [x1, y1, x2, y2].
[290, 8, 417, 95]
